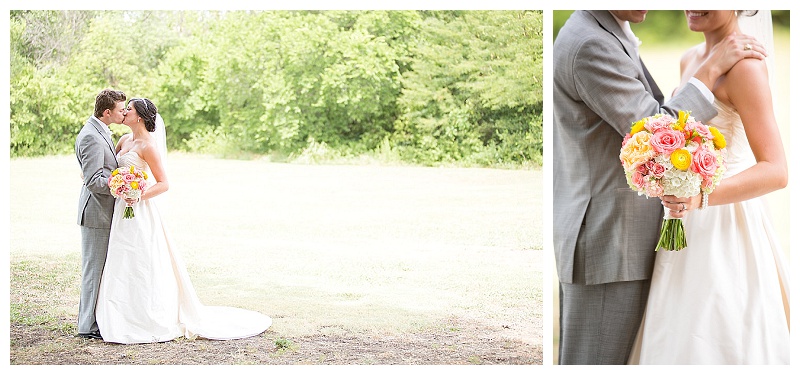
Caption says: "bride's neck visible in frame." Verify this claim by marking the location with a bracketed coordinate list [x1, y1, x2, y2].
[130, 126, 150, 139]
[703, 24, 741, 57]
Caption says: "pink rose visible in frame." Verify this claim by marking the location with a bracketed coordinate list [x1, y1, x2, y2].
[691, 145, 718, 177]
[645, 116, 674, 133]
[646, 160, 666, 178]
[644, 180, 664, 197]
[123, 173, 135, 182]
[631, 171, 646, 189]
[686, 121, 712, 139]
[650, 128, 685, 155]
[701, 176, 714, 190]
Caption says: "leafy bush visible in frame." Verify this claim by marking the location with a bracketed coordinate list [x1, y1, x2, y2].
[10, 10, 543, 167]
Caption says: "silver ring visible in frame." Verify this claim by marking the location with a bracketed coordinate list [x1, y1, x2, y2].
[681, 203, 686, 212]
[744, 43, 752, 51]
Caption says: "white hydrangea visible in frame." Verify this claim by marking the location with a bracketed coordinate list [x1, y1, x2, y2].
[661, 168, 702, 197]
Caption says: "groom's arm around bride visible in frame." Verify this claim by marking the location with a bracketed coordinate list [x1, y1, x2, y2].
[552, 10, 765, 365]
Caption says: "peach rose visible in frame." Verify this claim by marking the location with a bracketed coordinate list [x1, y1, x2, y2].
[620, 131, 654, 170]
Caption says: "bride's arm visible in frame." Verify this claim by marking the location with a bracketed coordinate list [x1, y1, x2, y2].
[706, 58, 788, 205]
[139, 141, 169, 200]
[664, 58, 787, 216]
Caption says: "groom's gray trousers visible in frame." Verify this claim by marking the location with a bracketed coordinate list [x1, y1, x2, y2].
[558, 234, 651, 365]
[78, 226, 110, 335]
[558, 280, 650, 365]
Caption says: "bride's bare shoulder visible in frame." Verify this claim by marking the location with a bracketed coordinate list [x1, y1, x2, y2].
[679, 43, 705, 71]
[724, 57, 770, 99]
[116, 132, 133, 150]
[728, 56, 768, 78]
[137, 134, 162, 161]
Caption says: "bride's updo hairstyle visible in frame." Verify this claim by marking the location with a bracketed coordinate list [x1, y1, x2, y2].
[130, 98, 159, 132]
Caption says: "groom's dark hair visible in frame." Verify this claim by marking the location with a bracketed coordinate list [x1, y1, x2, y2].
[129, 98, 159, 132]
[94, 89, 126, 118]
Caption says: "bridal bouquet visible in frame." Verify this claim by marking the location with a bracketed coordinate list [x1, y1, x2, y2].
[108, 165, 148, 219]
[619, 110, 727, 251]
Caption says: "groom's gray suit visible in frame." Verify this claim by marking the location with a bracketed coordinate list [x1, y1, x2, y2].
[75, 115, 118, 336]
[553, 10, 718, 364]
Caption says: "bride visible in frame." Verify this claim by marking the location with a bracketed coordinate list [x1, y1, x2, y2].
[629, 10, 789, 364]
[95, 98, 272, 344]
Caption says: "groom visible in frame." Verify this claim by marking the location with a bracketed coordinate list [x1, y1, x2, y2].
[552, 10, 765, 364]
[74, 89, 127, 339]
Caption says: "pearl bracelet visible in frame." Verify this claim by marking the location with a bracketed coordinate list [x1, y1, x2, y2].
[701, 192, 709, 210]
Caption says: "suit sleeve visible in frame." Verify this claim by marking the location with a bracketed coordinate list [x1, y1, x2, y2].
[572, 37, 716, 136]
[77, 134, 112, 196]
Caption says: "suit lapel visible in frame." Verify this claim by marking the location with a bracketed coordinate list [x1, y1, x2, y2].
[89, 116, 118, 164]
[587, 11, 639, 62]
[586, 11, 661, 100]
[641, 59, 665, 105]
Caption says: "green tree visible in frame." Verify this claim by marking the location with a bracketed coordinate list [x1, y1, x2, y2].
[396, 10, 542, 165]
[10, 10, 544, 167]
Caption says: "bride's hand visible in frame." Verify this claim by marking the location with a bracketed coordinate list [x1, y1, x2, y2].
[694, 32, 766, 90]
[661, 194, 701, 219]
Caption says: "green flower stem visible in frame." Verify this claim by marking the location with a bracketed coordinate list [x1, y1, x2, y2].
[656, 218, 687, 251]
[123, 206, 135, 219]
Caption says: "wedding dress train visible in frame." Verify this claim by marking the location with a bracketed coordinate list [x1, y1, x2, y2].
[96, 151, 272, 344]
[629, 100, 790, 364]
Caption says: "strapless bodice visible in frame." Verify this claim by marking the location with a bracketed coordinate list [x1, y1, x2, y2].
[705, 99, 756, 177]
[117, 152, 156, 185]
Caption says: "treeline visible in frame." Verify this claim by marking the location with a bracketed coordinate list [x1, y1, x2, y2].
[11, 10, 543, 167]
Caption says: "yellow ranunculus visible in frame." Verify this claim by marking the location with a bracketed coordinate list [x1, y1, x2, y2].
[709, 126, 727, 149]
[131, 181, 139, 190]
[630, 119, 646, 134]
[112, 169, 119, 176]
[143, 171, 149, 180]
[670, 149, 692, 170]
[129, 165, 135, 174]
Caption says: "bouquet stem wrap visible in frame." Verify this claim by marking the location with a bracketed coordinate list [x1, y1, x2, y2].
[657, 207, 686, 251]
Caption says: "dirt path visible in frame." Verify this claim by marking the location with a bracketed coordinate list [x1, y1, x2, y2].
[11, 317, 541, 365]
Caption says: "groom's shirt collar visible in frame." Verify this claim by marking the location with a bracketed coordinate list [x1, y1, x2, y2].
[610, 13, 641, 51]
[91, 115, 113, 138]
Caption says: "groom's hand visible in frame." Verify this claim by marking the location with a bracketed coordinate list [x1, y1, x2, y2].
[693, 33, 767, 91]
[661, 194, 701, 219]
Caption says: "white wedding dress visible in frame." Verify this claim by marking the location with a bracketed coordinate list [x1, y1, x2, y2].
[96, 151, 272, 344]
[629, 100, 790, 364]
